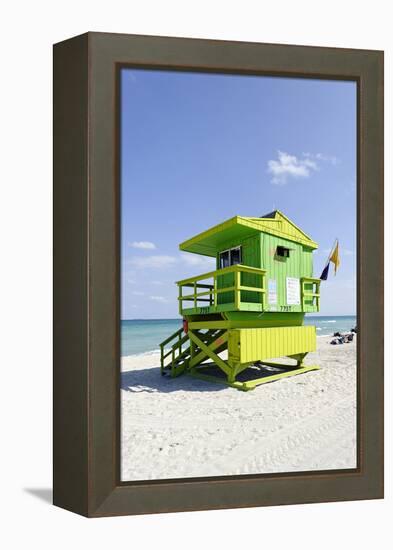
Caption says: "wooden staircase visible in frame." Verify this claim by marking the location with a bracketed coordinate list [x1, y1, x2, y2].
[159, 327, 227, 378]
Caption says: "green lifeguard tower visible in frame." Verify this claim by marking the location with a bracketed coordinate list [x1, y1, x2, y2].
[160, 210, 321, 391]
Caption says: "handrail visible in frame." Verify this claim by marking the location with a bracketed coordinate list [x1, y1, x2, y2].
[181, 282, 214, 289]
[301, 277, 321, 283]
[301, 277, 321, 311]
[159, 327, 191, 375]
[159, 327, 183, 348]
[180, 286, 236, 300]
[176, 264, 266, 286]
[177, 264, 266, 313]
[161, 333, 189, 358]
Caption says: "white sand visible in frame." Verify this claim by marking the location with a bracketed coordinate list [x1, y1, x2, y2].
[121, 335, 357, 481]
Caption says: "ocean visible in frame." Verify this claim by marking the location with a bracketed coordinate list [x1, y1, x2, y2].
[121, 315, 357, 357]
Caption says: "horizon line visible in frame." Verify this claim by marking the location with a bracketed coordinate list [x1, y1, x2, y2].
[121, 313, 357, 321]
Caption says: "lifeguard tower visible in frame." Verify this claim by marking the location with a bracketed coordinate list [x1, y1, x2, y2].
[160, 210, 321, 391]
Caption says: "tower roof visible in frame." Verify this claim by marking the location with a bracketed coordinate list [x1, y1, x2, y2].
[179, 210, 318, 257]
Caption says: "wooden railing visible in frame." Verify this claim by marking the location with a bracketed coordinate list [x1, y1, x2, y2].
[177, 264, 266, 314]
[301, 277, 321, 311]
[159, 327, 189, 373]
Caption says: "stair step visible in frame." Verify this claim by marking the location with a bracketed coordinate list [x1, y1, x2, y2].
[160, 327, 228, 379]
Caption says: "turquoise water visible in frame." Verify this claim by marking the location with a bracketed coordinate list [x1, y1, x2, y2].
[304, 315, 356, 338]
[121, 315, 356, 357]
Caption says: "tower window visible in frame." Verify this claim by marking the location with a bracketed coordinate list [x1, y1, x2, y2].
[219, 246, 242, 268]
[276, 245, 290, 258]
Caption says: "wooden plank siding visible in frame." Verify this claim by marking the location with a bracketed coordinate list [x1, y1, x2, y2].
[261, 233, 314, 312]
[228, 326, 316, 364]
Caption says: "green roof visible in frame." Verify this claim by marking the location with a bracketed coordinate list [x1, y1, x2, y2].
[179, 210, 318, 257]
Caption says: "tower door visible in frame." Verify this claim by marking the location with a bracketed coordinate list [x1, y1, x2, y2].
[216, 236, 261, 307]
[217, 246, 242, 305]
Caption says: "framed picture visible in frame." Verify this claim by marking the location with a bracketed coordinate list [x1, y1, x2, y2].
[53, 32, 383, 517]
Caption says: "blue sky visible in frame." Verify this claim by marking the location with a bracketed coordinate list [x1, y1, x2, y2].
[121, 69, 356, 319]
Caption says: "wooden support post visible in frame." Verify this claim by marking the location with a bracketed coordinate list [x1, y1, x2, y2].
[178, 284, 182, 315]
[261, 273, 265, 309]
[235, 270, 240, 310]
[227, 367, 236, 383]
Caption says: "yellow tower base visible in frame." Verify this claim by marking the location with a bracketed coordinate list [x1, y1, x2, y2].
[160, 324, 320, 391]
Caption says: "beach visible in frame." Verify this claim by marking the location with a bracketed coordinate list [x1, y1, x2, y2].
[121, 334, 357, 481]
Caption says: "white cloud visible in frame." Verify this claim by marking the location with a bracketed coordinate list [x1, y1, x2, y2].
[303, 152, 339, 165]
[130, 241, 156, 250]
[149, 295, 170, 304]
[267, 151, 318, 185]
[128, 253, 216, 271]
[131, 290, 145, 296]
[129, 255, 177, 269]
[180, 253, 215, 269]
[267, 150, 339, 185]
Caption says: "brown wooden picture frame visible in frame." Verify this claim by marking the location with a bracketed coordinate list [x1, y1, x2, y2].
[53, 32, 384, 517]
